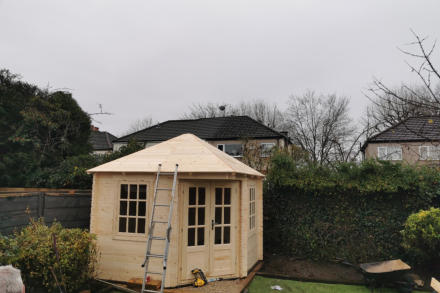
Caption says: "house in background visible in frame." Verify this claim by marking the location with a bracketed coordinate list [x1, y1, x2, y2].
[89, 125, 117, 155]
[361, 116, 440, 165]
[113, 116, 290, 160]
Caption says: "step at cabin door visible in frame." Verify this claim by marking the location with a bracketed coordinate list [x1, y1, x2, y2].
[180, 181, 238, 282]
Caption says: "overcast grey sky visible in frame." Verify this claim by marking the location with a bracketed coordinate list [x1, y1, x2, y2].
[1, 0, 439, 135]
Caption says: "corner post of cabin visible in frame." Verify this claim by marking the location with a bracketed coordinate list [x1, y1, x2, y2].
[90, 173, 97, 233]
[239, 176, 249, 277]
[257, 178, 263, 261]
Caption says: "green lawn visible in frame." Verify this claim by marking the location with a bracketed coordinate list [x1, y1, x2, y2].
[247, 276, 399, 293]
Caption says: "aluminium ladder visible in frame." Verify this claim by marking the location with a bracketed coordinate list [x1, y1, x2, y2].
[141, 163, 178, 293]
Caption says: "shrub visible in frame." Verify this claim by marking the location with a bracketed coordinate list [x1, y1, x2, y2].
[0, 219, 97, 292]
[401, 207, 440, 266]
[264, 152, 440, 262]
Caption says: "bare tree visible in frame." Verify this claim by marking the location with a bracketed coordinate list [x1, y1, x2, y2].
[285, 91, 362, 164]
[181, 100, 285, 130]
[122, 116, 155, 135]
[367, 30, 440, 136]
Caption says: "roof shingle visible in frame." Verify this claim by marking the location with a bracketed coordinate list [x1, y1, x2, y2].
[114, 116, 286, 143]
[89, 131, 117, 150]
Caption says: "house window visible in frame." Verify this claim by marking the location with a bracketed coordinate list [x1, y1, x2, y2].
[377, 146, 402, 161]
[419, 145, 440, 160]
[217, 143, 243, 157]
[260, 143, 275, 157]
[249, 187, 256, 231]
[118, 184, 147, 234]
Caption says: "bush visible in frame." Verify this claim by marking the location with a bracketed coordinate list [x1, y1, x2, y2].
[0, 219, 97, 292]
[401, 208, 440, 266]
[264, 152, 440, 262]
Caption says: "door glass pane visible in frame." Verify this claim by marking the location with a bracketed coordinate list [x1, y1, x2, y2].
[215, 207, 222, 224]
[198, 188, 205, 205]
[128, 218, 136, 233]
[139, 185, 147, 199]
[138, 201, 146, 217]
[197, 227, 204, 245]
[224, 227, 230, 244]
[138, 218, 145, 234]
[215, 227, 222, 244]
[188, 228, 195, 246]
[119, 218, 126, 232]
[224, 188, 231, 204]
[120, 184, 128, 199]
[188, 208, 196, 226]
[198, 207, 205, 225]
[119, 201, 127, 215]
[224, 207, 230, 224]
[129, 184, 137, 199]
[189, 187, 196, 205]
[215, 188, 222, 204]
[129, 201, 137, 216]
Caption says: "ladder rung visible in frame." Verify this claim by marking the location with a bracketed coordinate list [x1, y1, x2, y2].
[150, 236, 166, 240]
[156, 188, 172, 191]
[147, 254, 165, 258]
[152, 220, 168, 224]
[146, 271, 163, 275]
[143, 290, 160, 293]
[155, 204, 170, 207]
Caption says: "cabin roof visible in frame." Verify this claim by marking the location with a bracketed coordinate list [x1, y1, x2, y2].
[87, 133, 264, 177]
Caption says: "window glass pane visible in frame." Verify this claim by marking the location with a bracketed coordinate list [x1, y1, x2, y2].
[189, 187, 196, 205]
[139, 185, 147, 199]
[138, 218, 145, 234]
[138, 201, 146, 217]
[224, 227, 230, 244]
[224, 207, 230, 224]
[129, 201, 137, 216]
[198, 207, 205, 225]
[120, 184, 128, 199]
[215, 207, 222, 224]
[215, 227, 222, 244]
[225, 144, 243, 157]
[188, 208, 196, 226]
[188, 228, 195, 246]
[224, 188, 231, 204]
[119, 217, 127, 232]
[130, 184, 137, 199]
[128, 218, 136, 233]
[377, 147, 387, 160]
[120, 201, 127, 215]
[198, 188, 205, 205]
[197, 227, 204, 246]
[215, 188, 222, 205]
[261, 143, 275, 157]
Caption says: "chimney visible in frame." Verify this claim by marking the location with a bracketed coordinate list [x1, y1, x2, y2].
[91, 125, 99, 131]
[280, 131, 288, 137]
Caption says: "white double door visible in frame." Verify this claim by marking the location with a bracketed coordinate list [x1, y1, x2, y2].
[180, 181, 238, 281]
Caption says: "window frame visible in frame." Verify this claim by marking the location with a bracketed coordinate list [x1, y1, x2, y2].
[419, 145, 440, 161]
[260, 142, 276, 158]
[217, 143, 243, 157]
[249, 186, 256, 233]
[377, 146, 402, 161]
[113, 180, 151, 240]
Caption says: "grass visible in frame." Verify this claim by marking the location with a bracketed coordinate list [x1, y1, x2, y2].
[247, 276, 400, 293]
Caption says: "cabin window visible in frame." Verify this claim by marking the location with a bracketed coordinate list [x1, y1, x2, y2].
[419, 145, 440, 160]
[260, 143, 275, 157]
[249, 187, 256, 231]
[118, 183, 147, 234]
[187, 187, 206, 246]
[377, 146, 402, 161]
[214, 187, 232, 244]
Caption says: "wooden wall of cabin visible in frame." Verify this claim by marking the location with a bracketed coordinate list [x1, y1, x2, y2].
[90, 173, 180, 287]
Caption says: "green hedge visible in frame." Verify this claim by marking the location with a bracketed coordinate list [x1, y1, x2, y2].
[264, 153, 440, 263]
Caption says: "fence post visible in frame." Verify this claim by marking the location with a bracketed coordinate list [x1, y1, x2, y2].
[37, 192, 46, 218]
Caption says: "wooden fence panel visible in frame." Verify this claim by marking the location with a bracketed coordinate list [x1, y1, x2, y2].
[0, 189, 91, 235]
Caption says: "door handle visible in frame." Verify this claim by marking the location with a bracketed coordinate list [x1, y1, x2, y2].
[211, 219, 214, 230]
